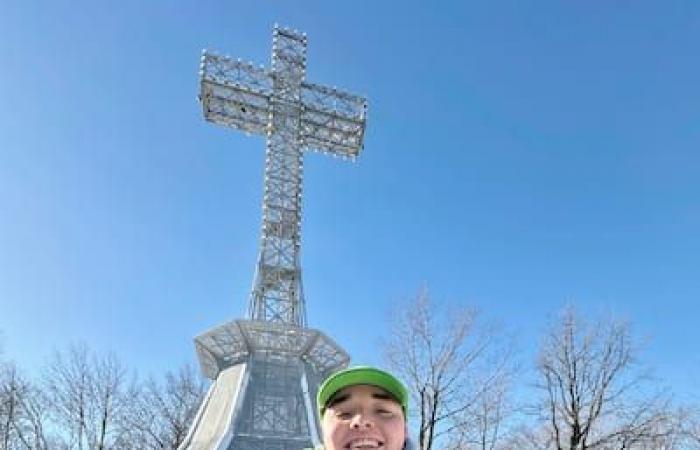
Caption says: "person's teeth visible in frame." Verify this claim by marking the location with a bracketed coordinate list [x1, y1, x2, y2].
[349, 438, 381, 448]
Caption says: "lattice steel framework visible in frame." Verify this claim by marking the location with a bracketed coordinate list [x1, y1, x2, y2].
[200, 26, 366, 326]
[181, 25, 367, 450]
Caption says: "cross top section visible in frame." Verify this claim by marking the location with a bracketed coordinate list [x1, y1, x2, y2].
[199, 25, 367, 327]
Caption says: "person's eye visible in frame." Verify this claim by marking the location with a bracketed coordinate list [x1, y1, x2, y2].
[376, 408, 396, 418]
[336, 411, 353, 420]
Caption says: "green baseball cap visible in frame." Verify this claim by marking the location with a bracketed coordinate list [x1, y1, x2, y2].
[317, 366, 408, 417]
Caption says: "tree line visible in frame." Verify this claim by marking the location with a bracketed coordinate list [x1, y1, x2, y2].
[0, 344, 205, 450]
[383, 290, 700, 450]
[3, 290, 700, 449]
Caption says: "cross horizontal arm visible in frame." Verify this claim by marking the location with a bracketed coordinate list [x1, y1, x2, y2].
[199, 51, 272, 136]
[300, 82, 367, 158]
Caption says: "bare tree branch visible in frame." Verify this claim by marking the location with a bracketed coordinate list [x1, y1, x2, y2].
[532, 307, 678, 450]
[1, 361, 50, 450]
[42, 344, 130, 449]
[382, 288, 515, 450]
[118, 363, 206, 449]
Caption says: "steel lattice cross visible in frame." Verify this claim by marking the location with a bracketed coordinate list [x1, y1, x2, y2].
[199, 25, 367, 327]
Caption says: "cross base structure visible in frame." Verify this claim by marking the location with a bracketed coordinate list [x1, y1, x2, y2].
[178, 320, 348, 449]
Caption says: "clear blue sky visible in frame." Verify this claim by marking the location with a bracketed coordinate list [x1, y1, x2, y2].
[1, 0, 698, 393]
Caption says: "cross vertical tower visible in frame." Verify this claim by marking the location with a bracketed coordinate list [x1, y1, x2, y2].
[251, 27, 308, 326]
[178, 25, 367, 450]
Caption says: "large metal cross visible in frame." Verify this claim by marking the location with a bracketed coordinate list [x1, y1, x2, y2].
[199, 25, 367, 327]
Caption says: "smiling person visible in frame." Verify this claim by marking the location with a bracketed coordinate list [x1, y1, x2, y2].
[306, 366, 413, 450]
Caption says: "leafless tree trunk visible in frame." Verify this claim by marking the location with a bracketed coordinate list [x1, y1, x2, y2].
[43, 345, 90, 449]
[0, 363, 23, 449]
[91, 352, 128, 449]
[382, 288, 514, 450]
[534, 307, 676, 450]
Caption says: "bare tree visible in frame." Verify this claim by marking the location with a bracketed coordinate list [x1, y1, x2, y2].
[533, 307, 676, 450]
[1, 363, 28, 449]
[0, 362, 50, 450]
[43, 344, 130, 449]
[118, 363, 206, 449]
[43, 345, 90, 449]
[382, 288, 514, 450]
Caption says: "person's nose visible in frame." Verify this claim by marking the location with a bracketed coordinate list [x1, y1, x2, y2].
[350, 413, 374, 429]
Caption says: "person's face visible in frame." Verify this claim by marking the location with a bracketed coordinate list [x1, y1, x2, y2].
[321, 384, 406, 450]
